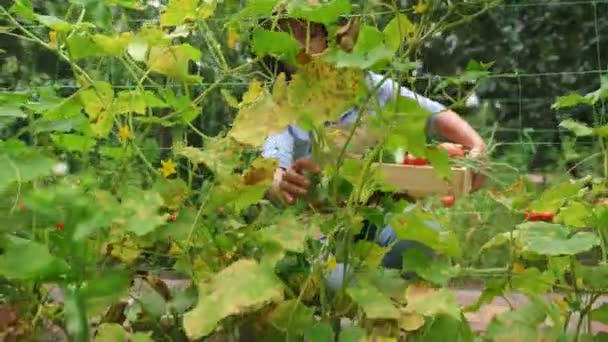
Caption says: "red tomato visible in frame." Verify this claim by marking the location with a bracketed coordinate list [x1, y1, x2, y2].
[403, 155, 428, 166]
[56, 222, 65, 231]
[441, 195, 455, 207]
[524, 211, 554, 222]
[169, 213, 178, 222]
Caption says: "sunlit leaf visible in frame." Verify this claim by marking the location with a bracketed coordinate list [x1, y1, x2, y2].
[104, 0, 145, 10]
[554, 201, 593, 228]
[9, 0, 36, 21]
[258, 215, 311, 253]
[160, 0, 198, 26]
[559, 119, 593, 137]
[511, 267, 554, 296]
[426, 146, 451, 180]
[528, 179, 585, 213]
[148, 44, 202, 82]
[384, 13, 414, 51]
[552, 93, 591, 109]
[183, 259, 284, 339]
[403, 285, 461, 321]
[347, 282, 400, 320]
[36, 15, 72, 32]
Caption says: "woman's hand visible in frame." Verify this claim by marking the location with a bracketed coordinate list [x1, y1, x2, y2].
[270, 159, 320, 205]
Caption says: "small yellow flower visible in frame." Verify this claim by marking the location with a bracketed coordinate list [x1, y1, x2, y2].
[49, 30, 58, 49]
[227, 26, 239, 49]
[512, 262, 526, 274]
[118, 126, 132, 140]
[160, 159, 177, 178]
[413, 1, 428, 14]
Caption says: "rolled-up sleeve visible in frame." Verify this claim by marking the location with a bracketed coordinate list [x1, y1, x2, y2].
[261, 128, 294, 169]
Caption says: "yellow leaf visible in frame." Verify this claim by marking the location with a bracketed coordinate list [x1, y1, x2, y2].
[242, 79, 264, 104]
[325, 256, 337, 271]
[160, 159, 177, 178]
[148, 44, 202, 82]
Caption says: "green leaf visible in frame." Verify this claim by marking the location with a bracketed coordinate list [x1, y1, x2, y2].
[104, 0, 145, 10]
[148, 44, 202, 82]
[183, 259, 284, 339]
[591, 303, 608, 324]
[121, 190, 168, 236]
[577, 264, 608, 290]
[346, 282, 400, 320]
[0, 239, 68, 281]
[485, 296, 562, 342]
[511, 267, 554, 296]
[404, 286, 461, 321]
[389, 209, 460, 257]
[258, 217, 311, 253]
[585, 75, 608, 105]
[304, 323, 334, 342]
[32, 116, 88, 134]
[402, 248, 455, 286]
[79, 81, 115, 119]
[338, 326, 367, 342]
[95, 323, 128, 342]
[64, 287, 89, 342]
[353, 25, 386, 54]
[528, 179, 585, 213]
[51, 134, 96, 153]
[287, 0, 351, 25]
[417, 314, 474, 342]
[426, 146, 452, 180]
[9, 0, 36, 21]
[0, 152, 55, 191]
[268, 300, 314, 334]
[252, 29, 300, 65]
[35, 15, 72, 32]
[559, 119, 594, 137]
[384, 14, 414, 51]
[516, 222, 600, 256]
[323, 45, 395, 70]
[555, 201, 593, 228]
[131, 332, 154, 342]
[354, 240, 387, 269]
[232, 0, 278, 22]
[552, 93, 591, 109]
[67, 33, 106, 60]
[160, 0, 198, 26]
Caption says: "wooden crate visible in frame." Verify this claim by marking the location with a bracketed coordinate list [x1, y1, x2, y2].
[376, 163, 473, 198]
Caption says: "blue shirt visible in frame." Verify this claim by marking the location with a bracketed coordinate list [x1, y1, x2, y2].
[261, 72, 447, 169]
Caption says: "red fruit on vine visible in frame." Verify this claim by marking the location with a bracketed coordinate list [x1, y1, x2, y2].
[56, 222, 65, 231]
[18, 204, 25, 211]
[524, 211, 554, 222]
[441, 195, 455, 207]
[169, 213, 178, 222]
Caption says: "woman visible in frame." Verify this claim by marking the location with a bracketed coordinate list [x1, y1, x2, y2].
[257, 8, 486, 283]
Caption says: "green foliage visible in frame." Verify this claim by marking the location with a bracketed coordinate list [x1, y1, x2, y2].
[1, 0, 607, 340]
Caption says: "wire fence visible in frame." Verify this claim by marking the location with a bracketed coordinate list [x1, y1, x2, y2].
[1, 0, 607, 172]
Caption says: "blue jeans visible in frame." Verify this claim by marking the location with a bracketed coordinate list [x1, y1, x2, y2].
[325, 217, 441, 291]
